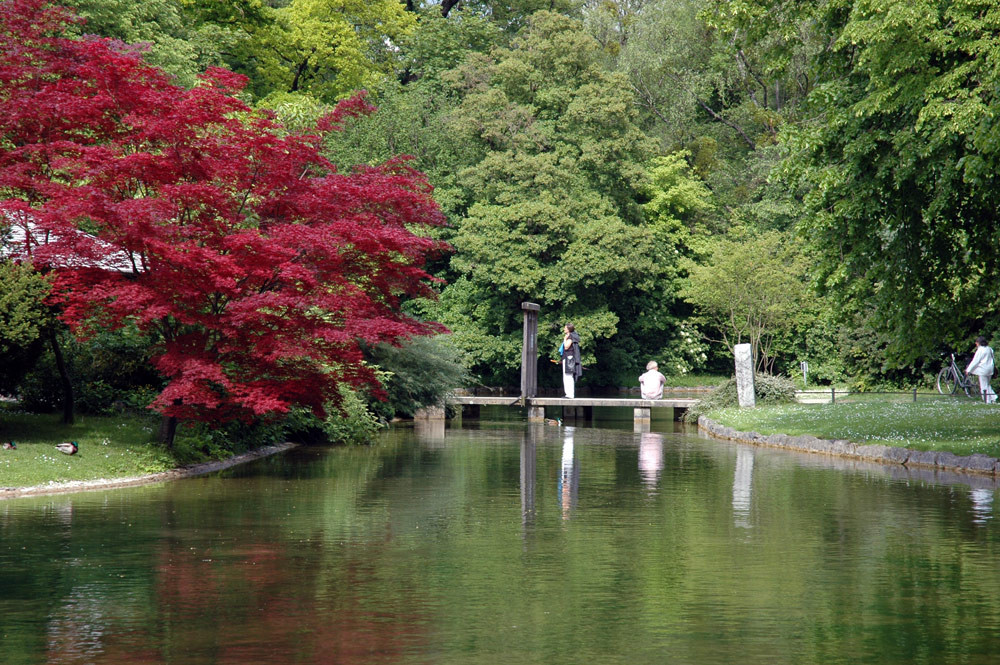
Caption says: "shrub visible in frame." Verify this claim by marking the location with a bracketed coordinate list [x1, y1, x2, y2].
[172, 418, 285, 465]
[683, 373, 797, 423]
[17, 325, 162, 415]
[755, 373, 797, 403]
[365, 336, 469, 420]
[283, 385, 384, 446]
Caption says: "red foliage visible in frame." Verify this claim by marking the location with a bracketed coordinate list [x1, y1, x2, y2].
[0, 0, 448, 423]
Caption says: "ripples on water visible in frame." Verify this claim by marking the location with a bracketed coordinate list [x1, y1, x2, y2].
[2, 419, 1000, 665]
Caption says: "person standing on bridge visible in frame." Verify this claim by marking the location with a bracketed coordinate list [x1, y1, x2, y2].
[965, 336, 997, 404]
[639, 360, 666, 400]
[561, 324, 582, 398]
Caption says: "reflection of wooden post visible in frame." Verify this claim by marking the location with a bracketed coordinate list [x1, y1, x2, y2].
[521, 302, 540, 400]
[521, 427, 538, 528]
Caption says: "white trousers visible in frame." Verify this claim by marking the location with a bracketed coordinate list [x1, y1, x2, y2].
[563, 361, 575, 398]
[977, 374, 997, 403]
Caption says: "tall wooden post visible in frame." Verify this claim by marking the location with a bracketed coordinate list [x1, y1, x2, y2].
[521, 302, 540, 400]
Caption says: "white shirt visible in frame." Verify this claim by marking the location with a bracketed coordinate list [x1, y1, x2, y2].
[639, 369, 666, 400]
[966, 345, 995, 377]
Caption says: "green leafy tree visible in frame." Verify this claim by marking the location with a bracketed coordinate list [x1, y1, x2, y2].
[365, 335, 469, 419]
[402, 7, 503, 82]
[318, 8, 504, 220]
[0, 261, 50, 357]
[412, 0, 583, 26]
[595, 0, 793, 242]
[60, 0, 233, 87]
[0, 261, 51, 395]
[240, 0, 418, 102]
[680, 230, 811, 373]
[430, 11, 659, 385]
[779, 0, 1000, 366]
[614, 151, 716, 377]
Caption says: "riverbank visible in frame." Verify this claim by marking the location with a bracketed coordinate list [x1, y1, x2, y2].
[0, 409, 300, 498]
[0, 442, 298, 500]
[699, 399, 1000, 476]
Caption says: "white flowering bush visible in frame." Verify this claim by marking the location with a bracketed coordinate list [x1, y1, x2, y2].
[660, 322, 709, 376]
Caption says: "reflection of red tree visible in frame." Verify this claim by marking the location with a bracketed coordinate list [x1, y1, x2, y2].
[147, 538, 432, 665]
[43, 535, 434, 664]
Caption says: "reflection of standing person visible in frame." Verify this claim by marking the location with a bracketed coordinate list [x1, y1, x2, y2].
[560, 324, 581, 399]
[965, 336, 997, 403]
[638, 360, 666, 400]
[559, 428, 577, 520]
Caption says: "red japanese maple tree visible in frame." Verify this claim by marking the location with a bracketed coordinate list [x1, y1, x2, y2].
[0, 0, 447, 442]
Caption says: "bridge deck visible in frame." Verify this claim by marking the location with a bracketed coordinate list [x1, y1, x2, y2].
[447, 395, 698, 408]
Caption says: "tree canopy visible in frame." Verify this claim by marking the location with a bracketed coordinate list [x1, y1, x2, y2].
[5, 0, 998, 402]
[0, 0, 446, 435]
[779, 0, 1000, 365]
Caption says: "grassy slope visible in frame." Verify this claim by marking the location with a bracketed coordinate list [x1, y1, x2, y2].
[707, 398, 1000, 458]
[0, 410, 189, 488]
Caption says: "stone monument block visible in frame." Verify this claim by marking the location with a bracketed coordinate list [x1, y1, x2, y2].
[734, 343, 755, 407]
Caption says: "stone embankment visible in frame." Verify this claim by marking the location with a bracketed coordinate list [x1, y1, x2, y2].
[0, 442, 298, 500]
[699, 417, 998, 476]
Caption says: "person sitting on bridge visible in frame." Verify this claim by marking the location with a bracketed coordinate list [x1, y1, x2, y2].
[639, 360, 666, 400]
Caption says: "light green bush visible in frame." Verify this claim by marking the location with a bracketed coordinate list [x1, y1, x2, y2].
[683, 373, 797, 423]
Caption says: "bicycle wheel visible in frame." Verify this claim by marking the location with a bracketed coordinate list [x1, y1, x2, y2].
[937, 367, 959, 395]
[965, 376, 981, 399]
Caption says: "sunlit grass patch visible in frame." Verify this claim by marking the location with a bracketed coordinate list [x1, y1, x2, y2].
[708, 399, 1000, 458]
[0, 409, 177, 488]
[665, 374, 728, 388]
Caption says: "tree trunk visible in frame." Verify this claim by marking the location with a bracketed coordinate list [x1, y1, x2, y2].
[49, 328, 74, 425]
[158, 414, 178, 449]
[157, 398, 183, 448]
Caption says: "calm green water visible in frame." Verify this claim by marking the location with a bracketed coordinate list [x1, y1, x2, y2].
[3, 421, 1000, 665]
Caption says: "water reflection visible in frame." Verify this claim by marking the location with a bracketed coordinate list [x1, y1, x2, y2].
[971, 488, 994, 525]
[413, 419, 446, 445]
[732, 446, 754, 529]
[521, 426, 538, 528]
[47, 589, 108, 664]
[7, 425, 1000, 665]
[638, 432, 664, 493]
[559, 427, 579, 520]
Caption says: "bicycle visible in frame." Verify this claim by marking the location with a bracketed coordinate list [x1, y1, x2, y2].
[936, 353, 980, 397]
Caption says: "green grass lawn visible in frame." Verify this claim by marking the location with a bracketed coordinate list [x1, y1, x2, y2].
[707, 398, 1000, 458]
[664, 373, 728, 388]
[0, 409, 188, 488]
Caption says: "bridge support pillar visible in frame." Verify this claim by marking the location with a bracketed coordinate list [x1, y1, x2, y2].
[527, 406, 545, 423]
[562, 405, 592, 422]
[634, 407, 651, 427]
[414, 405, 445, 421]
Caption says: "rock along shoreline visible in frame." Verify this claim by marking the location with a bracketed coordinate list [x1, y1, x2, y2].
[0, 442, 299, 500]
[698, 416, 999, 477]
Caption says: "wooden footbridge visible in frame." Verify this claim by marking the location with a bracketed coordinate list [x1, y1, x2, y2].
[425, 303, 699, 427]
[445, 394, 697, 425]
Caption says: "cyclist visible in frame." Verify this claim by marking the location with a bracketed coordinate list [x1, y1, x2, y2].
[965, 336, 997, 403]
